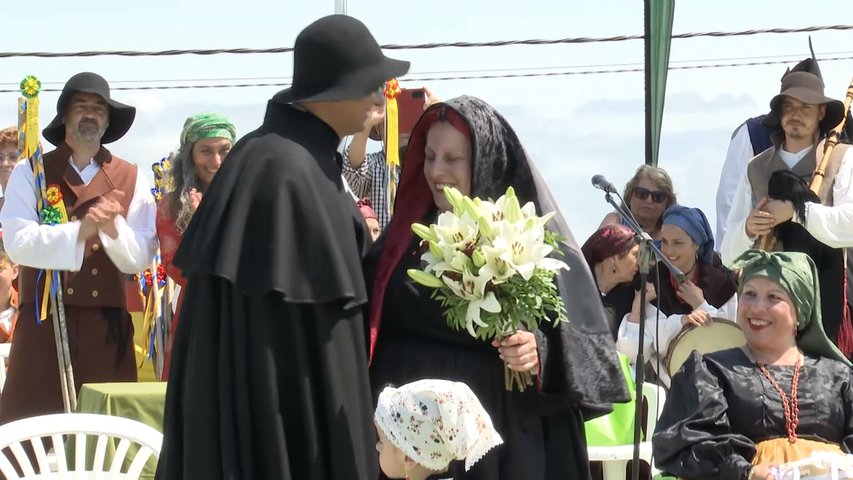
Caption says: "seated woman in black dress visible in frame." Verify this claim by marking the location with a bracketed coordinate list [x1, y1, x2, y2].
[653, 250, 853, 480]
[364, 96, 630, 480]
[582, 224, 639, 340]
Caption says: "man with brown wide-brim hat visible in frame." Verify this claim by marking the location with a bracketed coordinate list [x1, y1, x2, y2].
[714, 55, 853, 248]
[157, 15, 408, 480]
[720, 67, 853, 359]
[0, 72, 158, 426]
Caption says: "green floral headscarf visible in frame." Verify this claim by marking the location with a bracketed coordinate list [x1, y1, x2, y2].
[179, 112, 236, 147]
[733, 249, 850, 366]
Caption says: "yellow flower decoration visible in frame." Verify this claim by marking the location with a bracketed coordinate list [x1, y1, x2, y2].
[45, 185, 63, 206]
[20, 76, 41, 98]
[385, 78, 401, 100]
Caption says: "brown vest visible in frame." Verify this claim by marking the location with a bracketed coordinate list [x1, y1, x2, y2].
[747, 139, 848, 208]
[18, 144, 137, 308]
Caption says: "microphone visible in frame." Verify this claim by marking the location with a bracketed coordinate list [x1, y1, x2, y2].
[591, 174, 617, 194]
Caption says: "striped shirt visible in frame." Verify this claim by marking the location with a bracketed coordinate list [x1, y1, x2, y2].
[342, 149, 400, 229]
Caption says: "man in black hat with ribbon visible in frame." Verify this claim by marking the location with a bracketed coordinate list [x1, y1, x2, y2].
[0, 72, 158, 424]
[720, 69, 853, 357]
[157, 15, 408, 480]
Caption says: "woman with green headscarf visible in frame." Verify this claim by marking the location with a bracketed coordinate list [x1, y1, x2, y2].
[652, 249, 853, 480]
[156, 112, 237, 379]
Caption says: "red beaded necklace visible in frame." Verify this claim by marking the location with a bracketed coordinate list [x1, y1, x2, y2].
[758, 355, 801, 444]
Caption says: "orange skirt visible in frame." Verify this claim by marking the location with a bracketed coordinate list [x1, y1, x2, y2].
[753, 437, 844, 465]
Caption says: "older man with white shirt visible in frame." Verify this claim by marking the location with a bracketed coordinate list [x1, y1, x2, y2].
[720, 70, 853, 356]
[0, 72, 157, 424]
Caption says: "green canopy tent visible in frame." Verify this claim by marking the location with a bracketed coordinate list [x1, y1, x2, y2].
[646, 0, 675, 167]
[631, 2, 675, 480]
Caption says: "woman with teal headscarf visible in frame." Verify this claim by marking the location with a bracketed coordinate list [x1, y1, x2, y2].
[616, 205, 739, 388]
[653, 250, 853, 480]
[156, 112, 237, 379]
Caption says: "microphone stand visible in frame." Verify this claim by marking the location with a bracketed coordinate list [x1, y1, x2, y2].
[601, 191, 683, 480]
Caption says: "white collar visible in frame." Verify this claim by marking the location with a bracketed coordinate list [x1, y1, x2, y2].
[68, 156, 98, 175]
[778, 144, 815, 169]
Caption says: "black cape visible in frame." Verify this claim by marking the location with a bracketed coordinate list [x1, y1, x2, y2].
[366, 96, 630, 480]
[156, 101, 377, 479]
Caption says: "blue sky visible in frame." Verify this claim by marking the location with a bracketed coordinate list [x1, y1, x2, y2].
[1, 0, 852, 241]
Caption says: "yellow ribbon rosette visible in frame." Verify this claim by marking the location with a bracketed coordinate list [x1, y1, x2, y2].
[384, 79, 402, 213]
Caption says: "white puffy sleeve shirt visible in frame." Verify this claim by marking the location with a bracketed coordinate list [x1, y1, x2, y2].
[0, 158, 157, 274]
[718, 146, 853, 266]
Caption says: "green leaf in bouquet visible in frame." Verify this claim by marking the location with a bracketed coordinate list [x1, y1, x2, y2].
[544, 229, 566, 253]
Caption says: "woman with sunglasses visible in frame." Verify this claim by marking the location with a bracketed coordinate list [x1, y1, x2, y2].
[600, 165, 677, 241]
[616, 205, 739, 388]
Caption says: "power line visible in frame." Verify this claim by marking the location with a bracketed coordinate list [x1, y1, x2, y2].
[0, 25, 851, 59]
[2, 55, 850, 94]
[406, 55, 853, 81]
[3, 51, 852, 89]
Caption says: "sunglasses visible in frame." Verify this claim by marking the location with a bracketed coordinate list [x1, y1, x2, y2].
[633, 187, 667, 204]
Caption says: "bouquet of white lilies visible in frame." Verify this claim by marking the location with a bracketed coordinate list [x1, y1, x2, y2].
[407, 186, 569, 391]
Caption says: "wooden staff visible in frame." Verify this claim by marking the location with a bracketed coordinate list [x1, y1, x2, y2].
[811, 76, 853, 194]
[51, 276, 76, 412]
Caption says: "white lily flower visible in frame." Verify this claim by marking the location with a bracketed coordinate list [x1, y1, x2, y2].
[433, 210, 480, 252]
[420, 250, 440, 274]
[432, 249, 472, 276]
[465, 292, 501, 337]
[480, 240, 517, 284]
[441, 268, 502, 336]
[492, 221, 563, 281]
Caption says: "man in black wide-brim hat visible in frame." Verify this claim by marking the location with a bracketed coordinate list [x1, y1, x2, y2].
[0, 72, 158, 424]
[157, 15, 409, 480]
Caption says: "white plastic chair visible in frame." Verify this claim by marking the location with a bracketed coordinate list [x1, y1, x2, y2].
[0, 343, 11, 393]
[588, 382, 667, 480]
[0, 413, 162, 479]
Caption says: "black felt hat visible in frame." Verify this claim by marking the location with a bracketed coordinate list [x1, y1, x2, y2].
[273, 15, 410, 104]
[42, 72, 136, 146]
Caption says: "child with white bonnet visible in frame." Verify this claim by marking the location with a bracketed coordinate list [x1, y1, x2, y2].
[374, 379, 503, 480]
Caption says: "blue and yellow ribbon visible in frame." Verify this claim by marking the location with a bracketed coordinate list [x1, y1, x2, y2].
[18, 75, 69, 322]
